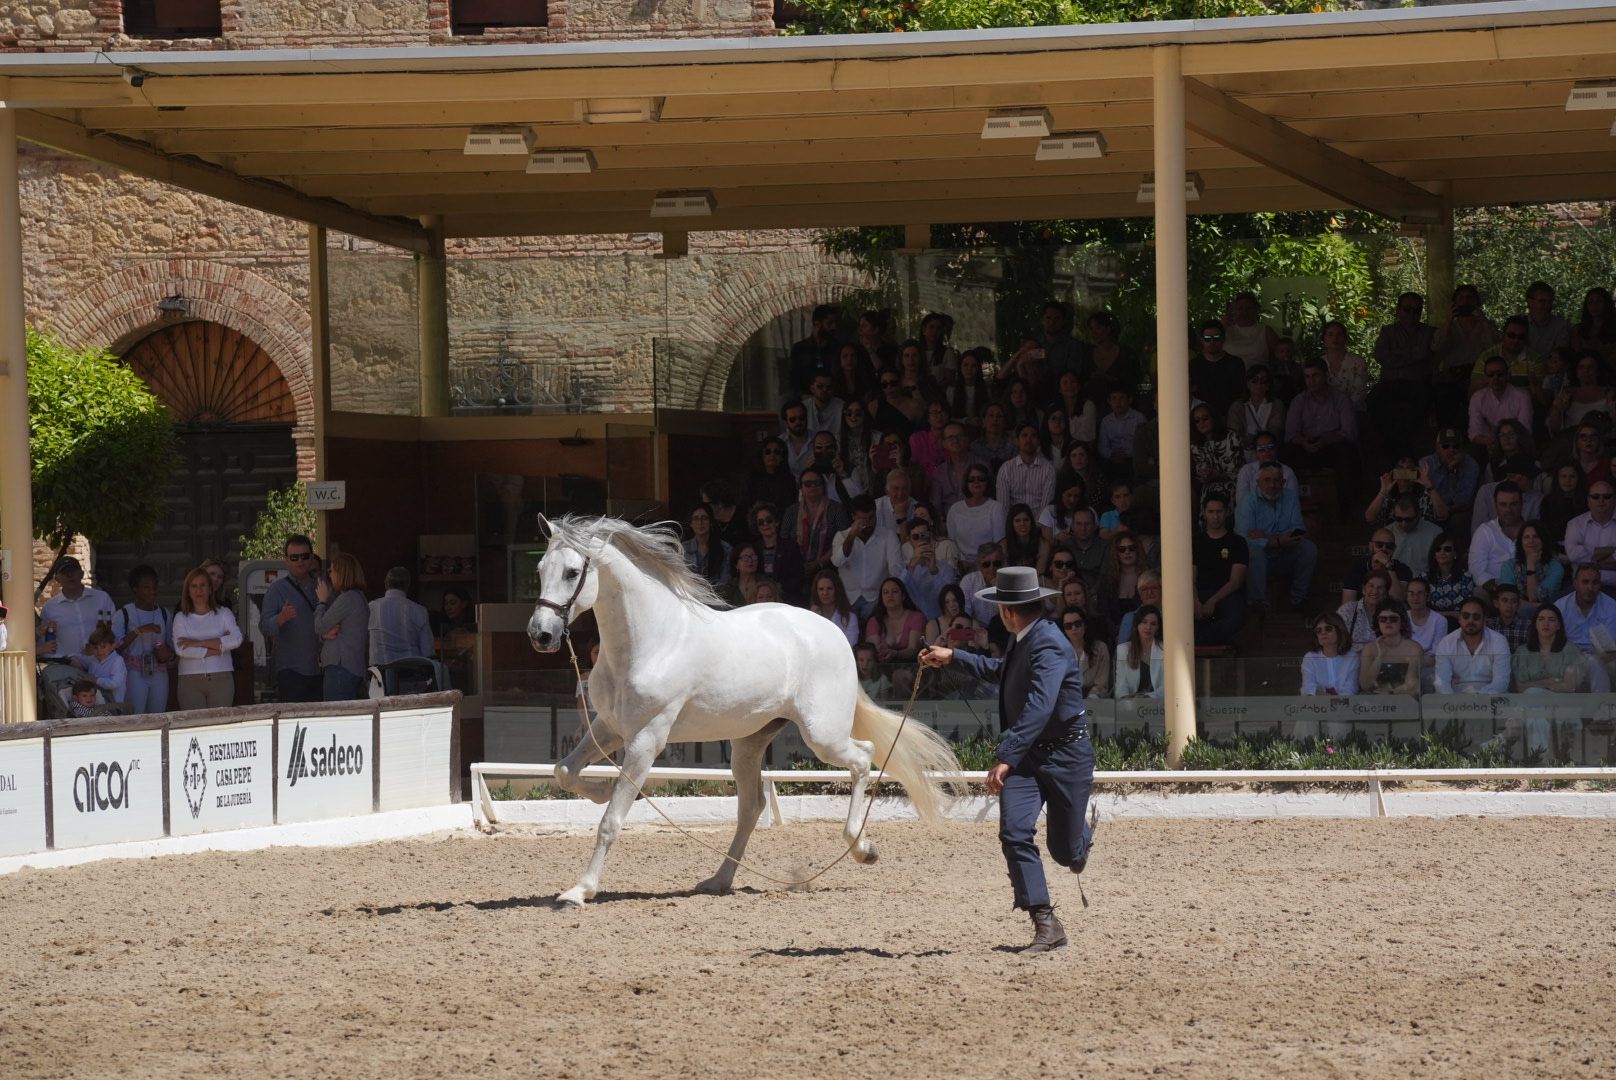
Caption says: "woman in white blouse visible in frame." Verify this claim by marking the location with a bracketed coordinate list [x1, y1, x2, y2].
[172, 565, 242, 710]
[945, 463, 1005, 570]
[1114, 604, 1164, 699]
[1320, 320, 1369, 408]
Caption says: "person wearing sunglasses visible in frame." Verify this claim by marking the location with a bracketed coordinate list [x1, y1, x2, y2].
[1386, 495, 1444, 582]
[1433, 597, 1511, 695]
[1469, 313, 1540, 392]
[740, 436, 798, 523]
[258, 533, 324, 704]
[1418, 429, 1482, 539]
[1300, 612, 1357, 698]
[1467, 356, 1532, 454]
[1357, 603, 1422, 696]
[1189, 318, 1248, 423]
[1423, 534, 1476, 614]
[1564, 480, 1616, 590]
[1228, 362, 1286, 455]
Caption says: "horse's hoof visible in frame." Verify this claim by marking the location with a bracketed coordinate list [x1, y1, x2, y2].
[852, 842, 878, 865]
[556, 887, 588, 908]
[693, 876, 733, 896]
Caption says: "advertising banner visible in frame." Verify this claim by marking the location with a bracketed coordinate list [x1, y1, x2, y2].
[0, 738, 46, 857]
[168, 722, 274, 837]
[378, 707, 454, 811]
[276, 714, 373, 824]
[51, 729, 164, 850]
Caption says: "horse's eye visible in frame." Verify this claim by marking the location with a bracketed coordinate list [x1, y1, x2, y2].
[565, 569, 579, 580]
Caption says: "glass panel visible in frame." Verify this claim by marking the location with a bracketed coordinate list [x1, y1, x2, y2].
[327, 245, 421, 415]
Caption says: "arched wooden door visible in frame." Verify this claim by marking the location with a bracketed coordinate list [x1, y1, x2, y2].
[95, 321, 299, 604]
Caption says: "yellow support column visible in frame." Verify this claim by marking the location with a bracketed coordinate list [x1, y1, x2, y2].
[417, 215, 450, 419]
[308, 225, 332, 550]
[1425, 182, 1455, 313]
[0, 107, 38, 696]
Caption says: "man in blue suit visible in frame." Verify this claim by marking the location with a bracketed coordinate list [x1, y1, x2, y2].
[920, 565, 1095, 953]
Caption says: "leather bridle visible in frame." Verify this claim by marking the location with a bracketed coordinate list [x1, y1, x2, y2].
[533, 553, 592, 636]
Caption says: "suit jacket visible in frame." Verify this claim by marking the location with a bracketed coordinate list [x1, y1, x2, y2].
[951, 617, 1085, 770]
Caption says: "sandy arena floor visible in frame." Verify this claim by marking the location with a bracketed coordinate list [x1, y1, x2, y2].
[1, 816, 1613, 1078]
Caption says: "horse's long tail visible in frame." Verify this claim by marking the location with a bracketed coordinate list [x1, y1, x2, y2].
[851, 687, 963, 822]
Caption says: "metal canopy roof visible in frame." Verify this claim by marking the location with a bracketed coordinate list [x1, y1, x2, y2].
[2, 0, 1613, 253]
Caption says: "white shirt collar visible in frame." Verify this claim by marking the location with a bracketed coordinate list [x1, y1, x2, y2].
[1014, 620, 1037, 642]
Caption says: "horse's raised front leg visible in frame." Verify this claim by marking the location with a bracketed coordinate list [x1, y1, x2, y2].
[557, 726, 663, 907]
[695, 719, 786, 896]
[552, 724, 623, 804]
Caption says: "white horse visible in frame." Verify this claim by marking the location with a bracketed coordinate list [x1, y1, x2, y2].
[526, 514, 961, 907]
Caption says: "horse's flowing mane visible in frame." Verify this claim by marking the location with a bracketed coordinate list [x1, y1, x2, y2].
[547, 514, 727, 611]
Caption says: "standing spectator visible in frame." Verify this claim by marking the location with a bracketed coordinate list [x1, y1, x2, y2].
[1097, 388, 1146, 479]
[1546, 353, 1613, 438]
[173, 565, 242, 710]
[919, 311, 959, 387]
[959, 544, 1006, 627]
[1555, 564, 1616, 691]
[1190, 320, 1248, 421]
[1513, 604, 1586, 694]
[741, 437, 797, 520]
[1301, 612, 1357, 696]
[779, 400, 815, 477]
[37, 557, 114, 662]
[1236, 462, 1317, 612]
[1222, 291, 1279, 370]
[1007, 301, 1083, 393]
[1573, 286, 1616, 369]
[808, 569, 860, 647]
[899, 518, 958, 620]
[1390, 497, 1445, 580]
[946, 464, 1005, 570]
[1284, 358, 1361, 518]
[69, 625, 128, 708]
[944, 347, 992, 424]
[837, 398, 879, 495]
[1563, 480, 1616, 589]
[1227, 364, 1286, 455]
[1432, 283, 1500, 430]
[1319, 320, 1369, 409]
[928, 422, 985, 515]
[865, 577, 925, 666]
[1523, 281, 1572, 358]
[1488, 582, 1534, 651]
[802, 372, 844, 435]
[1193, 494, 1247, 646]
[1420, 432, 1482, 539]
[259, 535, 322, 704]
[831, 496, 901, 622]
[1497, 521, 1564, 605]
[112, 565, 173, 716]
[1084, 309, 1141, 407]
[831, 341, 874, 405]
[1425, 534, 1476, 614]
[1054, 371, 1098, 444]
[1357, 603, 1422, 695]
[1002, 503, 1050, 574]
[971, 401, 1015, 473]
[368, 566, 434, 667]
[786, 467, 850, 578]
[1060, 607, 1111, 700]
[1370, 291, 1436, 457]
[1114, 604, 1164, 699]
[996, 422, 1057, 516]
[1468, 356, 1533, 450]
[788, 303, 841, 395]
[867, 370, 916, 440]
[857, 309, 897, 370]
[1234, 433, 1298, 511]
[682, 505, 732, 587]
[1468, 482, 1527, 592]
[1190, 405, 1243, 508]
[314, 552, 369, 702]
[750, 502, 806, 603]
[1434, 597, 1511, 694]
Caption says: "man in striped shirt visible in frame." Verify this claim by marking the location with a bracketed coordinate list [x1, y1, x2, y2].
[994, 423, 1056, 517]
[368, 566, 434, 666]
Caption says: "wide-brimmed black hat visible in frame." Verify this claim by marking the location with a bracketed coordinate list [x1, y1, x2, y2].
[974, 565, 1057, 605]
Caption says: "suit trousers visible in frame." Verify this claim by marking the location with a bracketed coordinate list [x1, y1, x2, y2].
[998, 736, 1095, 910]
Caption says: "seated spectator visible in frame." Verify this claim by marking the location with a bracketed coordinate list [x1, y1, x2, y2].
[1041, 405, 1071, 464]
[1497, 521, 1565, 605]
[740, 437, 797, 521]
[830, 495, 901, 622]
[683, 505, 731, 587]
[1098, 388, 1146, 479]
[1525, 282, 1573, 358]
[173, 565, 243, 710]
[1365, 456, 1450, 529]
[1097, 480, 1133, 541]
[1513, 603, 1587, 693]
[1234, 433, 1298, 511]
[802, 372, 844, 435]
[1468, 481, 1527, 592]
[1061, 606, 1112, 700]
[750, 502, 806, 603]
[1403, 578, 1449, 687]
[866, 371, 916, 440]
[1039, 479, 1090, 550]
[924, 584, 979, 647]
[899, 502, 959, 569]
[1469, 313, 1539, 390]
[838, 398, 880, 494]
[779, 400, 816, 477]
[909, 400, 951, 473]
[68, 625, 128, 708]
[1114, 604, 1164, 699]
[809, 430, 864, 507]
[1337, 570, 1392, 653]
[1547, 356, 1613, 439]
[1191, 405, 1243, 508]
[1058, 578, 1093, 621]
[789, 303, 841, 394]
[1053, 371, 1098, 444]
[1539, 462, 1587, 544]
[1319, 320, 1369, 408]
[970, 401, 1015, 472]
[807, 569, 859, 647]
[1059, 439, 1105, 508]
[899, 517, 958, 620]
[1190, 320, 1248, 421]
[1420, 432, 1482, 539]
[894, 340, 938, 418]
[1358, 603, 1422, 695]
[854, 642, 892, 700]
[857, 309, 897, 370]
[1301, 612, 1357, 696]
[832, 341, 874, 405]
[1236, 462, 1317, 612]
[66, 678, 104, 718]
[786, 467, 851, 578]
[1434, 597, 1511, 694]
[1488, 582, 1534, 650]
[1064, 506, 1107, 592]
[1564, 480, 1616, 590]
[1555, 564, 1616, 691]
[719, 543, 763, 607]
[751, 578, 783, 604]
[1389, 496, 1444, 578]
[1283, 357, 1362, 517]
[1000, 376, 1040, 433]
[1468, 354, 1533, 451]
[1567, 419, 1613, 489]
[927, 421, 985, 514]
[959, 543, 1006, 627]
[1101, 534, 1150, 631]
[865, 577, 925, 665]
[943, 346, 991, 424]
[1471, 456, 1542, 531]
[1046, 550, 1081, 599]
[995, 423, 1056, 517]
[1573, 287, 1616, 367]
[1432, 283, 1500, 432]
[1192, 494, 1247, 646]
[1084, 309, 1141, 407]
[1425, 534, 1477, 613]
[945, 464, 1004, 569]
[701, 478, 752, 548]
[875, 462, 919, 536]
[921, 311, 958, 386]
[1115, 570, 1163, 644]
[1227, 364, 1286, 455]
[1341, 527, 1411, 606]
[1482, 420, 1536, 484]
[1002, 502, 1050, 574]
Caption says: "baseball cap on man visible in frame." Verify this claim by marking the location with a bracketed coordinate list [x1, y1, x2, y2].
[1435, 429, 1462, 448]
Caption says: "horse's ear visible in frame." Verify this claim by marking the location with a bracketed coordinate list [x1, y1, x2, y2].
[536, 513, 552, 539]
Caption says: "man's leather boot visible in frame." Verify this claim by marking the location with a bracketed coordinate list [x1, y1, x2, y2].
[1024, 904, 1068, 953]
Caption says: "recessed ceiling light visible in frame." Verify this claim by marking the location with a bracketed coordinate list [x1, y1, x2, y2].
[579, 97, 664, 124]
[650, 190, 716, 218]
[1136, 173, 1204, 203]
[463, 126, 535, 155]
[1566, 81, 1616, 111]
[527, 149, 597, 174]
[981, 109, 1053, 140]
[1036, 132, 1107, 161]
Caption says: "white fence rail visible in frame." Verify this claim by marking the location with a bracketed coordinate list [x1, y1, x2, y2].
[471, 761, 1616, 827]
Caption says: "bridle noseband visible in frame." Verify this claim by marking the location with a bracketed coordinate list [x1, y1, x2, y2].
[533, 553, 592, 636]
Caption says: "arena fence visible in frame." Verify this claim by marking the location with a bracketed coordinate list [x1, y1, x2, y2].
[0, 692, 460, 859]
[470, 762, 1616, 829]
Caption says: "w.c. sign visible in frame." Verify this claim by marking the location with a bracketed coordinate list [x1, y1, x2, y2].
[306, 480, 347, 510]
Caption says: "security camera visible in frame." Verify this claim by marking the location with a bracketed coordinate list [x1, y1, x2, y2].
[122, 70, 145, 88]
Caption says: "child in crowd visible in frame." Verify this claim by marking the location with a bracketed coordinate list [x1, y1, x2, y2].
[67, 678, 102, 718]
[1099, 481, 1132, 540]
[70, 625, 127, 707]
[854, 642, 892, 700]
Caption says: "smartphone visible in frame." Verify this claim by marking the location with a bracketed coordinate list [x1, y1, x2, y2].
[1391, 467, 1419, 482]
[872, 443, 899, 471]
[947, 627, 976, 645]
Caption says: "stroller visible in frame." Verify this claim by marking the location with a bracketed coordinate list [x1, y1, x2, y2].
[366, 656, 452, 700]
[37, 659, 122, 719]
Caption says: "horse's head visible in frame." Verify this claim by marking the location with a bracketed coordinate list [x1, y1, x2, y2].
[527, 515, 600, 653]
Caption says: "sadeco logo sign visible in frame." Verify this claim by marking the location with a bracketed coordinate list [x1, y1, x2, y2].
[284, 724, 365, 787]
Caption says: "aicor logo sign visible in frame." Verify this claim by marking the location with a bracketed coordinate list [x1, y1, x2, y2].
[73, 759, 140, 813]
[284, 724, 364, 788]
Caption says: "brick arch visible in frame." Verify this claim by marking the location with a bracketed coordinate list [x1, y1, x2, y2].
[45, 259, 315, 432]
[684, 254, 871, 410]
